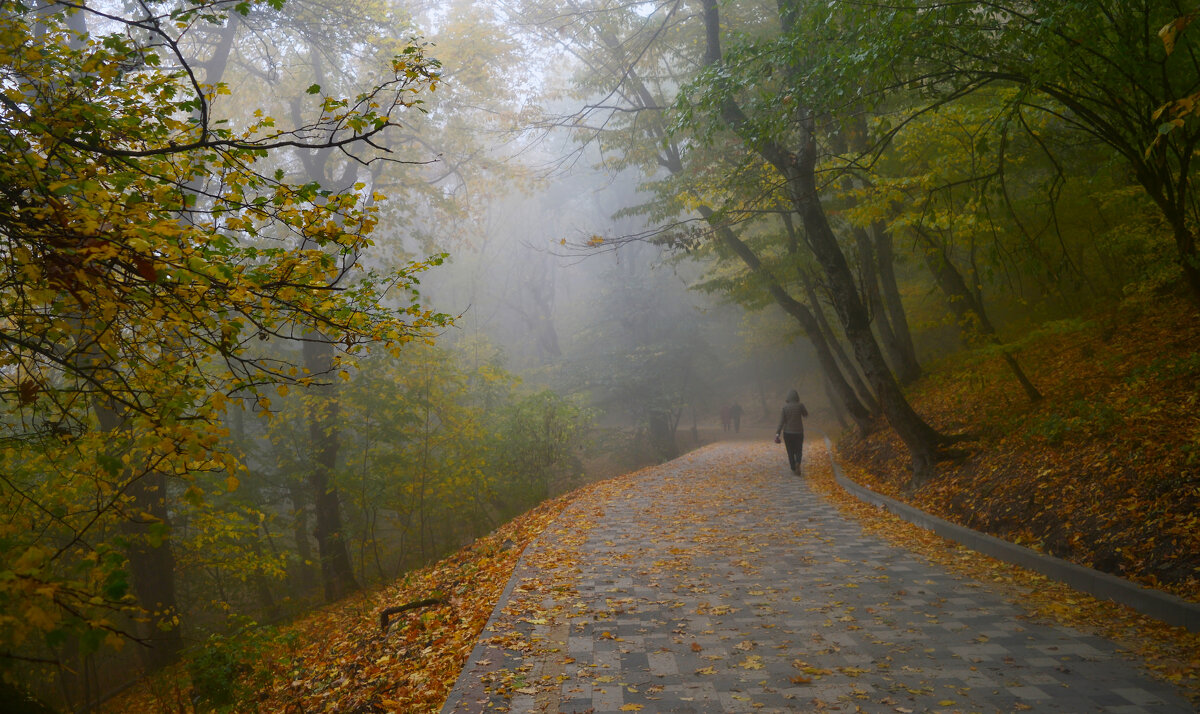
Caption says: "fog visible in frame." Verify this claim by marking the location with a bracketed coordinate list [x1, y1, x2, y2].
[326, 1, 833, 441]
[21, 0, 1164, 705]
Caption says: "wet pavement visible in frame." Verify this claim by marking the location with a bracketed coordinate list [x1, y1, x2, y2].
[442, 441, 1195, 713]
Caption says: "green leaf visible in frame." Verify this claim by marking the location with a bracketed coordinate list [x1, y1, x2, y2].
[103, 569, 129, 600]
[80, 627, 106, 655]
[96, 454, 122, 477]
[306, 83, 322, 95]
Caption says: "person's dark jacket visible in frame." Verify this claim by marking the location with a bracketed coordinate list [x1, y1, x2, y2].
[776, 402, 807, 435]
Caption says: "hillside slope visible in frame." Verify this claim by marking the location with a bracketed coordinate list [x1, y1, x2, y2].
[839, 293, 1200, 603]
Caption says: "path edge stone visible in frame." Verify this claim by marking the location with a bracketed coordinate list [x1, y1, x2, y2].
[823, 435, 1200, 633]
[439, 534, 544, 713]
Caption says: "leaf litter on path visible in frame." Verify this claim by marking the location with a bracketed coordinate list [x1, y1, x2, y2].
[449, 440, 1200, 711]
[108, 438, 1199, 712]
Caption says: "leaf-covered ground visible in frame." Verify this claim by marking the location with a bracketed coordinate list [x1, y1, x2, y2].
[449, 441, 1199, 712]
[102, 487, 583, 713]
[840, 293, 1200, 603]
[807, 442, 1200, 703]
[104, 294, 1200, 712]
[105, 431, 1200, 712]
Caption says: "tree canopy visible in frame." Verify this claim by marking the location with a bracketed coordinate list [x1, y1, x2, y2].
[0, 0, 445, 673]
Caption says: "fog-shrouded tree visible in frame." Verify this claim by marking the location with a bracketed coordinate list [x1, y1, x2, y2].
[837, 0, 1200, 303]
[508, 0, 947, 476]
[0, 0, 446, 684]
[505, 0, 884, 434]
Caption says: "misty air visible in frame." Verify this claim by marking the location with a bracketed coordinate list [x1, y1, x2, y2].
[0, 1, 1197, 712]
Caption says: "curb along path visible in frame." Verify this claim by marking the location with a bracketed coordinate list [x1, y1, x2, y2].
[442, 442, 1194, 713]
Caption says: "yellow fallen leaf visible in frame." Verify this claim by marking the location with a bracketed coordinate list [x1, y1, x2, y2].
[619, 705, 643, 712]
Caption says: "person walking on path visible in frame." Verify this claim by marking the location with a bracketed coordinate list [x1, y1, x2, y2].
[775, 389, 808, 474]
[730, 402, 744, 432]
[719, 405, 732, 432]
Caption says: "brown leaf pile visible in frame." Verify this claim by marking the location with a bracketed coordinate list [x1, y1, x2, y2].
[841, 294, 1200, 602]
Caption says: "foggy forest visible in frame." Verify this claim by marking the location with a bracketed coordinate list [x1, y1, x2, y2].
[1, 0, 1198, 711]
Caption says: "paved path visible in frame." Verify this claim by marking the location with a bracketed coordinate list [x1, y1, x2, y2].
[443, 442, 1194, 713]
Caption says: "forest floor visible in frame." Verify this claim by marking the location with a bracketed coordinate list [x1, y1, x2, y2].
[104, 293, 1200, 713]
[838, 291, 1199, 604]
[104, 439, 1200, 713]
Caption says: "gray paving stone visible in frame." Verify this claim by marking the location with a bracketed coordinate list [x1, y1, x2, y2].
[442, 442, 1197, 713]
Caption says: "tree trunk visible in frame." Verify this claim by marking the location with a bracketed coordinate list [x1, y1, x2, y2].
[917, 233, 1042, 403]
[1156, 186, 1200, 303]
[250, 536, 280, 623]
[696, 207, 875, 432]
[701, 0, 944, 484]
[287, 483, 319, 595]
[93, 405, 182, 671]
[648, 410, 678, 461]
[872, 223, 922, 378]
[839, 113, 922, 384]
[792, 172, 943, 482]
[801, 276, 880, 415]
[823, 376, 852, 431]
[854, 224, 921, 384]
[303, 338, 359, 602]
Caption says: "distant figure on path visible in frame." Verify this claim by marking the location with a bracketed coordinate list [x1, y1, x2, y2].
[720, 405, 732, 432]
[775, 390, 808, 475]
[730, 402, 744, 433]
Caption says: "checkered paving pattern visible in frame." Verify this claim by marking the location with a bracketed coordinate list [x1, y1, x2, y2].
[443, 442, 1195, 713]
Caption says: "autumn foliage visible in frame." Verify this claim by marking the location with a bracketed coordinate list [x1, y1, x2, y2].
[839, 293, 1200, 603]
[0, 0, 446, 692]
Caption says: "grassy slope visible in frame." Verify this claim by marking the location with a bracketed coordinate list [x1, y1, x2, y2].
[839, 293, 1200, 602]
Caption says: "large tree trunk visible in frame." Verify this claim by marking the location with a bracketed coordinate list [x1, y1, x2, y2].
[701, 0, 945, 483]
[698, 206, 875, 433]
[790, 166, 943, 482]
[838, 113, 923, 384]
[872, 223, 922, 377]
[801, 275, 880, 415]
[854, 224, 921, 384]
[303, 338, 359, 602]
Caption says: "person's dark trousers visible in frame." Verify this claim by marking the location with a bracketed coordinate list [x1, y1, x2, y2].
[783, 432, 804, 473]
